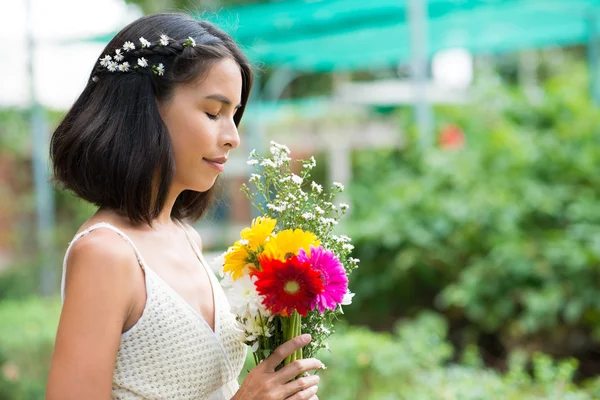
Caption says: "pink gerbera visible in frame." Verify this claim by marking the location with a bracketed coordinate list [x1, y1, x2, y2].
[298, 245, 348, 313]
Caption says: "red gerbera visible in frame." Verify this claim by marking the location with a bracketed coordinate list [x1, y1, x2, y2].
[253, 254, 324, 317]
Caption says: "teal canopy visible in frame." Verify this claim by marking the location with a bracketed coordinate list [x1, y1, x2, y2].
[81, 0, 600, 72]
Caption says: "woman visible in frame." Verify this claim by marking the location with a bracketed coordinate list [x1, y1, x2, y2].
[46, 13, 322, 400]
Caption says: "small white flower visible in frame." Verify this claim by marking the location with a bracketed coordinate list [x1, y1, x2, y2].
[340, 203, 350, 211]
[239, 239, 249, 246]
[311, 181, 323, 194]
[251, 341, 259, 352]
[247, 159, 258, 165]
[249, 174, 261, 183]
[302, 212, 314, 220]
[267, 204, 286, 212]
[123, 41, 135, 52]
[137, 57, 148, 68]
[291, 174, 303, 185]
[280, 176, 291, 183]
[343, 243, 355, 251]
[260, 159, 277, 168]
[114, 49, 124, 61]
[154, 63, 165, 76]
[140, 37, 151, 48]
[118, 62, 130, 72]
[184, 36, 196, 47]
[107, 61, 118, 72]
[333, 182, 345, 191]
[303, 156, 317, 169]
[342, 291, 355, 305]
[319, 217, 338, 226]
[160, 34, 169, 46]
[340, 234, 351, 243]
[349, 257, 360, 263]
[269, 141, 291, 154]
[315, 206, 325, 215]
[99, 55, 112, 67]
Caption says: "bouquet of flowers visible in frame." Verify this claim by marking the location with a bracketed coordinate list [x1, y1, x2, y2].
[217, 141, 359, 368]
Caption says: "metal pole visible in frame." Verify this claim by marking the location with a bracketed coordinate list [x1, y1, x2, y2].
[408, 0, 434, 148]
[26, 0, 57, 297]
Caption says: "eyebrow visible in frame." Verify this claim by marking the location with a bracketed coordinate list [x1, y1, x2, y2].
[205, 94, 243, 110]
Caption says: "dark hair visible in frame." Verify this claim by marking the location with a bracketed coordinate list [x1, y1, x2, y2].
[50, 13, 253, 225]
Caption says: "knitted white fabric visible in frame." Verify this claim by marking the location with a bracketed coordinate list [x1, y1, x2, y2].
[61, 222, 247, 400]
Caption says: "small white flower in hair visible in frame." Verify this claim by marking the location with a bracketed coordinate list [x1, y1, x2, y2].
[118, 62, 130, 72]
[114, 49, 124, 61]
[153, 63, 165, 76]
[123, 41, 135, 52]
[183, 36, 196, 47]
[99, 55, 112, 67]
[160, 34, 169, 46]
[139, 37, 151, 48]
[137, 57, 148, 68]
[107, 61, 118, 72]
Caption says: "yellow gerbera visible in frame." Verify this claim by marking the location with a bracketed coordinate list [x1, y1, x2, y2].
[260, 228, 320, 262]
[240, 216, 277, 251]
[223, 242, 253, 281]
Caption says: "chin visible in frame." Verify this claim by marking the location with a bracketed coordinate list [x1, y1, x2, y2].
[192, 177, 218, 193]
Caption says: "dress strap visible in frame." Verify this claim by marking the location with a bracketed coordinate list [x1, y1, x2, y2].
[61, 222, 149, 304]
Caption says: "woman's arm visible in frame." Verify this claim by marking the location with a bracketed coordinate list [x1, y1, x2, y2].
[46, 230, 139, 400]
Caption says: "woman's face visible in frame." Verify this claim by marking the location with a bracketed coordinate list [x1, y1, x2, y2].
[158, 57, 243, 193]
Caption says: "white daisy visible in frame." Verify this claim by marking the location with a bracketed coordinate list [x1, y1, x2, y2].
[114, 49, 124, 61]
[247, 159, 258, 165]
[137, 57, 148, 68]
[118, 62, 130, 72]
[139, 37, 151, 48]
[123, 41, 135, 52]
[99, 55, 112, 67]
[107, 61, 118, 72]
[160, 34, 169, 46]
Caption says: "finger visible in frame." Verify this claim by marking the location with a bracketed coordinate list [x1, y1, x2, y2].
[277, 358, 323, 383]
[285, 384, 318, 400]
[281, 374, 320, 398]
[263, 334, 311, 371]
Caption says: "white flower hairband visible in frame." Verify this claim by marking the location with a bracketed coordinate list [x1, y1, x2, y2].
[94, 35, 196, 80]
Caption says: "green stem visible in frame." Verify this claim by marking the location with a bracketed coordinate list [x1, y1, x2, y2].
[295, 312, 302, 362]
[284, 316, 293, 366]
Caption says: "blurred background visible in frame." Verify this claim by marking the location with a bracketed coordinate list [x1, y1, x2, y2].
[3, 0, 600, 398]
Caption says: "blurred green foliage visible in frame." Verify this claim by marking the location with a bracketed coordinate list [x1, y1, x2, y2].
[0, 297, 60, 400]
[238, 312, 600, 399]
[347, 62, 600, 361]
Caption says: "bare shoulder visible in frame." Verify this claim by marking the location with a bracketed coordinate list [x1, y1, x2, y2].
[65, 228, 139, 298]
[179, 220, 203, 252]
[47, 228, 139, 399]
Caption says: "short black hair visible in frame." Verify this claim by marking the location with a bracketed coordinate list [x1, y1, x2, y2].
[50, 13, 253, 225]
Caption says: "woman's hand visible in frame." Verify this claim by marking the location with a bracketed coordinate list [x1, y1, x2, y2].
[233, 334, 322, 400]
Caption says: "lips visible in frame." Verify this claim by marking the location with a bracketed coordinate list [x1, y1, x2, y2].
[203, 156, 228, 164]
[203, 156, 227, 172]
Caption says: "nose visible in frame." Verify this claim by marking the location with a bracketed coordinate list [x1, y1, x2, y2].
[221, 119, 240, 149]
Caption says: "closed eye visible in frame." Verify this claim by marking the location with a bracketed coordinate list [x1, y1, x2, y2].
[206, 112, 219, 121]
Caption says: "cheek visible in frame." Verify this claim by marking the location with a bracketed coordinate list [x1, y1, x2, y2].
[168, 114, 212, 159]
